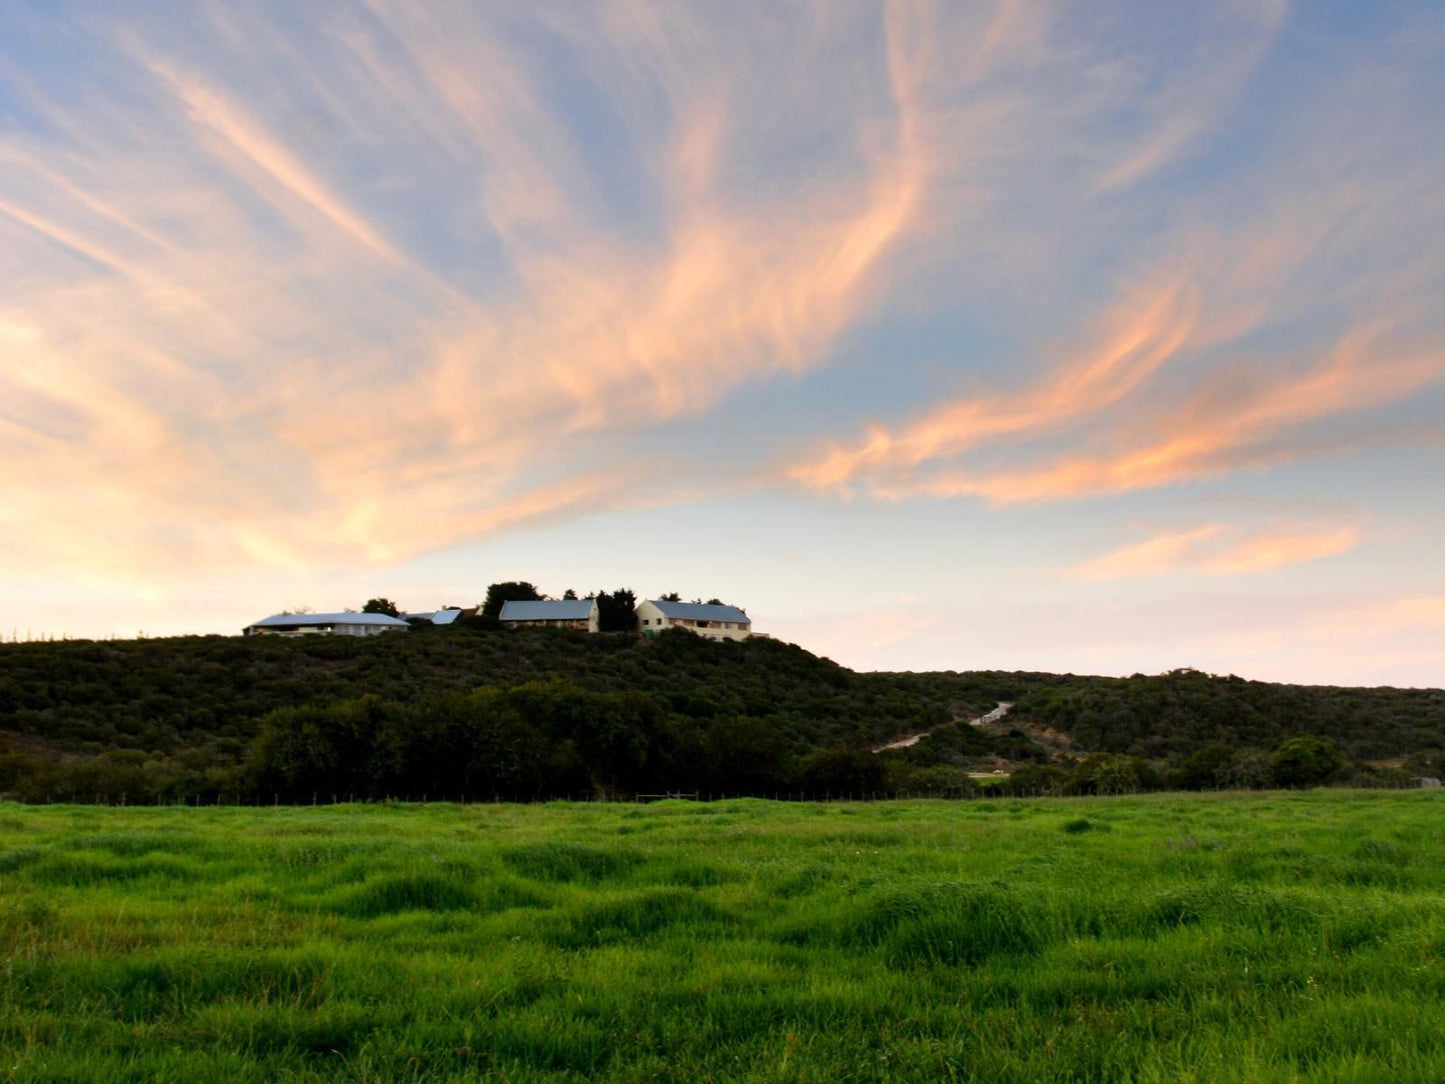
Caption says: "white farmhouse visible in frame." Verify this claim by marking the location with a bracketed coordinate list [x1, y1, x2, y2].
[499, 598, 599, 633]
[244, 612, 410, 637]
[635, 599, 752, 641]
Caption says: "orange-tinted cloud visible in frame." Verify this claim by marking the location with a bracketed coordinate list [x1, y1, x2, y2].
[886, 335, 1438, 504]
[1067, 520, 1363, 581]
[790, 276, 1200, 492]
[789, 266, 1442, 505]
[0, 3, 940, 587]
[1067, 525, 1225, 580]
[1201, 525, 1360, 576]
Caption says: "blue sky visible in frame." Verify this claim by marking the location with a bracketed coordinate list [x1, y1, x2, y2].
[1, 2, 1442, 685]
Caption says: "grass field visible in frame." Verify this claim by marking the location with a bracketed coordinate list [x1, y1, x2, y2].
[2, 792, 1443, 1082]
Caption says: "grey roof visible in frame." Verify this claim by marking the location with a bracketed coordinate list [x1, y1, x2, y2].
[248, 612, 410, 629]
[401, 609, 465, 625]
[499, 599, 595, 621]
[645, 600, 750, 623]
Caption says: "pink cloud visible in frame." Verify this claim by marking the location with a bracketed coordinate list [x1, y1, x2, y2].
[1067, 520, 1363, 581]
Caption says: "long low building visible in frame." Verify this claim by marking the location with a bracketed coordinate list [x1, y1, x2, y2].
[636, 599, 752, 641]
[243, 612, 411, 637]
[499, 598, 599, 632]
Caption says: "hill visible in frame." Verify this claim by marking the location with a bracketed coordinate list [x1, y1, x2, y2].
[0, 627, 1441, 802]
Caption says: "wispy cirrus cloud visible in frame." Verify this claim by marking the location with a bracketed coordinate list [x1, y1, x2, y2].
[788, 276, 1202, 493]
[784, 3, 1445, 510]
[14, 0, 1266, 585]
[0, 1, 943, 583]
[789, 260, 1442, 504]
[1066, 519, 1363, 581]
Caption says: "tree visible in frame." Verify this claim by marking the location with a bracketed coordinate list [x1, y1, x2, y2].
[1218, 748, 1273, 790]
[562, 589, 578, 600]
[596, 588, 638, 632]
[660, 592, 681, 602]
[800, 748, 886, 796]
[1271, 735, 1344, 788]
[1068, 753, 1157, 795]
[362, 598, 401, 618]
[482, 582, 542, 618]
[703, 716, 794, 793]
[1169, 743, 1235, 790]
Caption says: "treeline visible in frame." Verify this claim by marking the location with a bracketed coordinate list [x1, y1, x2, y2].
[0, 679, 1035, 803]
[0, 628, 1021, 802]
[0, 626, 1009, 759]
[991, 736, 1427, 797]
[249, 681, 914, 801]
[1011, 667, 1445, 761]
[1, 692, 1426, 804]
[1, 627, 1442, 805]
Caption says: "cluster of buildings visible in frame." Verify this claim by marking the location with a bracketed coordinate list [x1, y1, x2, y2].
[242, 598, 759, 642]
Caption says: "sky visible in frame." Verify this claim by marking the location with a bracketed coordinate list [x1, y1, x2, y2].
[1, 1, 1442, 687]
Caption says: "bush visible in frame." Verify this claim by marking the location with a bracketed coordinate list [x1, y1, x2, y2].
[1271, 736, 1345, 788]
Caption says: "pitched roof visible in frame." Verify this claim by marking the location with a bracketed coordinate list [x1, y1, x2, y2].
[247, 612, 410, 629]
[499, 599, 594, 621]
[403, 609, 468, 625]
[645, 600, 750, 623]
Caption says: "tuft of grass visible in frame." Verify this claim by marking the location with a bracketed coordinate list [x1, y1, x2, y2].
[336, 873, 480, 917]
[545, 887, 727, 948]
[500, 841, 641, 884]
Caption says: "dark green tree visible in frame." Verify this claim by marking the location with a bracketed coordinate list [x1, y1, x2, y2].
[362, 598, 400, 617]
[702, 716, 794, 794]
[562, 589, 578, 600]
[659, 592, 682, 602]
[482, 582, 543, 618]
[596, 588, 638, 632]
[1271, 735, 1345, 788]
[1169, 743, 1236, 790]
[800, 747, 886, 796]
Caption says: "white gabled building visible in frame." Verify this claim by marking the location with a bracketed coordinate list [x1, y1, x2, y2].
[244, 612, 410, 637]
[635, 599, 752, 641]
[499, 598, 600, 633]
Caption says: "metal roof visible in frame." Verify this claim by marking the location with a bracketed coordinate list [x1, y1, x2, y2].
[499, 599, 595, 621]
[644, 600, 750, 623]
[247, 612, 411, 629]
[430, 609, 463, 625]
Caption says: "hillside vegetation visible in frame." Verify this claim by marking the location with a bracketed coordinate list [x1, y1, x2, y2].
[0, 627, 1441, 802]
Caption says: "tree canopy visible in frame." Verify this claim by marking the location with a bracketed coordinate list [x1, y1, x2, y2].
[482, 582, 543, 618]
[595, 588, 638, 632]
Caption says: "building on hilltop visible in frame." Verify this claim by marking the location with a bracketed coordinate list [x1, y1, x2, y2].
[243, 612, 410, 637]
[499, 598, 599, 633]
[402, 606, 477, 626]
[635, 599, 754, 641]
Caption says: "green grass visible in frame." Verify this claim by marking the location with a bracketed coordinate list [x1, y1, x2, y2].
[2, 791, 1444, 1081]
